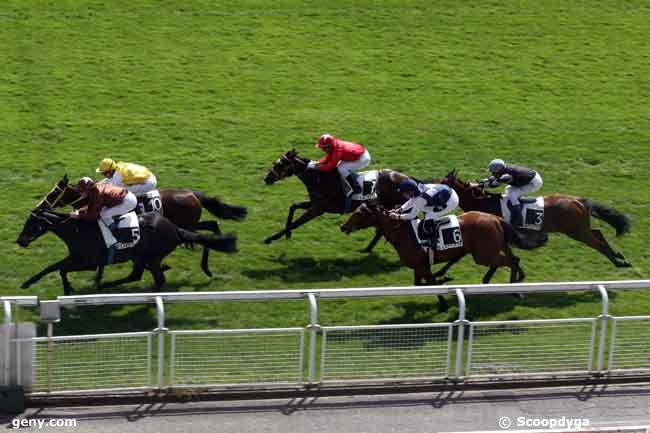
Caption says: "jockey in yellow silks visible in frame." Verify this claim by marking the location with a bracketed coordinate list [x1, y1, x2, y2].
[96, 158, 157, 196]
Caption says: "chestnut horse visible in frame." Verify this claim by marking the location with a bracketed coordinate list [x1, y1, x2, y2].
[441, 170, 631, 267]
[341, 204, 545, 309]
[263, 149, 414, 252]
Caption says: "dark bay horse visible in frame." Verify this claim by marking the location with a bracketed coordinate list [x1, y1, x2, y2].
[53, 175, 247, 278]
[340, 204, 544, 309]
[441, 170, 631, 267]
[263, 149, 408, 252]
[16, 180, 238, 294]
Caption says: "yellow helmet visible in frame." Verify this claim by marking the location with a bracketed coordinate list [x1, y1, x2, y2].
[96, 158, 116, 173]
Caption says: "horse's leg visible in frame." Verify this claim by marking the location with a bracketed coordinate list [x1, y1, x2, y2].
[192, 220, 221, 234]
[147, 258, 166, 290]
[565, 228, 631, 267]
[21, 258, 69, 289]
[264, 206, 323, 244]
[482, 266, 498, 284]
[361, 228, 383, 253]
[591, 229, 631, 264]
[94, 266, 105, 288]
[431, 254, 464, 281]
[200, 248, 211, 277]
[99, 262, 146, 289]
[415, 268, 448, 312]
[59, 262, 100, 296]
[284, 201, 311, 240]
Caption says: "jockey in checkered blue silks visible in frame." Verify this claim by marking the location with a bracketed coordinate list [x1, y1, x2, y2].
[389, 178, 459, 247]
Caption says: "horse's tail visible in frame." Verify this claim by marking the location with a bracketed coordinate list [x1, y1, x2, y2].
[177, 228, 238, 253]
[501, 219, 548, 250]
[192, 191, 248, 221]
[579, 198, 631, 237]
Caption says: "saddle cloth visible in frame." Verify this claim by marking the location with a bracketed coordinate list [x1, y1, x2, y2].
[98, 211, 141, 250]
[136, 189, 163, 215]
[409, 215, 463, 264]
[500, 196, 544, 230]
[348, 170, 378, 201]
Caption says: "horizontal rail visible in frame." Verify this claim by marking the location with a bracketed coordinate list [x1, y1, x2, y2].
[15, 331, 153, 342]
[0, 296, 39, 306]
[323, 323, 452, 331]
[170, 327, 303, 335]
[54, 280, 650, 306]
[471, 318, 596, 326]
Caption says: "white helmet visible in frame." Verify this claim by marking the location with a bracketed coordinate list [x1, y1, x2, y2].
[488, 159, 505, 173]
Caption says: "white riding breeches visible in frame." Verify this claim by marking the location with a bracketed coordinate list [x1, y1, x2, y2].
[505, 173, 543, 203]
[124, 175, 158, 196]
[337, 150, 371, 177]
[424, 189, 459, 221]
[100, 192, 137, 226]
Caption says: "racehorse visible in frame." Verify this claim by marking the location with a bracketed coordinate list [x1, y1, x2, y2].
[340, 204, 544, 310]
[16, 178, 238, 294]
[263, 148, 410, 252]
[52, 175, 247, 281]
[441, 170, 632, 267]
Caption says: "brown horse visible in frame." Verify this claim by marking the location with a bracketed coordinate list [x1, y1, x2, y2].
[340, 204, 543, 308]
[52, 175, 247, 280]
[263, 149, 412, 252]
[441, 170, 631, 267]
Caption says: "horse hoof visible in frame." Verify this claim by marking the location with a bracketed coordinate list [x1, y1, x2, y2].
[617, 260, 632, 268]
[263, 237, 273, 245]
[285, 232, 292, 240]
[202, 269, 213, 278]
[20, 282, 29, 290]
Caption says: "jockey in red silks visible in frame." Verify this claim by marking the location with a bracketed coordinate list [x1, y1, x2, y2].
[307, 134, 372, 203]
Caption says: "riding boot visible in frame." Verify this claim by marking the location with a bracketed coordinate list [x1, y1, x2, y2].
[343, 195, 352, 214]
[509, 202, 523, 226]
[106, 245, 116, 265]
[346, 174, 362, 195]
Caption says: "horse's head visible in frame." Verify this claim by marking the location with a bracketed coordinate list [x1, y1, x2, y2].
[32, 174, 72, 212]
[340, 202, 382, 234]
[16, 208, 56, 247]
[264, 149, 307, 185]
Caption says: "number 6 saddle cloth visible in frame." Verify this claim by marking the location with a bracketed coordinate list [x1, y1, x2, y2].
[500, 196, 545, 230]
[409, 215, 463, 265]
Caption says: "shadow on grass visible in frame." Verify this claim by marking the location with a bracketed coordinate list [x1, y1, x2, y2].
[243, 254, 402, 283]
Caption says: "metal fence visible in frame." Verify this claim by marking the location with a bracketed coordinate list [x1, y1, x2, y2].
[170, 328, 305, 387]
[466, 319, 597, 377]
[16, 332, 153, 394]
[3, 281, 650, 394]
[608, 316, 650, 372]
[321, 323, 452, 382]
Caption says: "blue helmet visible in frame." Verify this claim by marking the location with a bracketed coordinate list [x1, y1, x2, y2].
[398, 178, 420, 195]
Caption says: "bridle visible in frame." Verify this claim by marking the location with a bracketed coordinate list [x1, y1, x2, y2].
[268, 153, 307, 180]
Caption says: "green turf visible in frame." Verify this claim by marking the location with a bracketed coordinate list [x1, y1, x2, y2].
[2, 0, 650, 333]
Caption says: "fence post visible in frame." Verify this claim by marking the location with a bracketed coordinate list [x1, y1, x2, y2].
[454, 289, 467, 380]
[306, 293, 319, 384]
[596, 284, 610, 373]
[3, 301, 11, 386]
[155, 297, 167, 389]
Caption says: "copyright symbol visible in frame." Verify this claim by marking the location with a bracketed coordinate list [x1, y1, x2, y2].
[499, 416, 512, 429]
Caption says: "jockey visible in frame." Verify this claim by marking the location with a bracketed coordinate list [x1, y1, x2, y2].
[70, 177, 137, 230]
[306, 134, 371, 202]
[96, 158, 157, 196]
[389, 178, 459, 248]
[480, 159, 543, 226]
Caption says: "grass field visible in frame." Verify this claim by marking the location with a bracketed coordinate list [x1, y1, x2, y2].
[2, 0, 650, 334]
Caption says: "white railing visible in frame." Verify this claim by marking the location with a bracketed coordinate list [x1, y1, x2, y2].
[3, 281, 650, 394]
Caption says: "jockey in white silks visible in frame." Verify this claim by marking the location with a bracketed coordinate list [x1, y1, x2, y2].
[96, 158, 157, 196]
